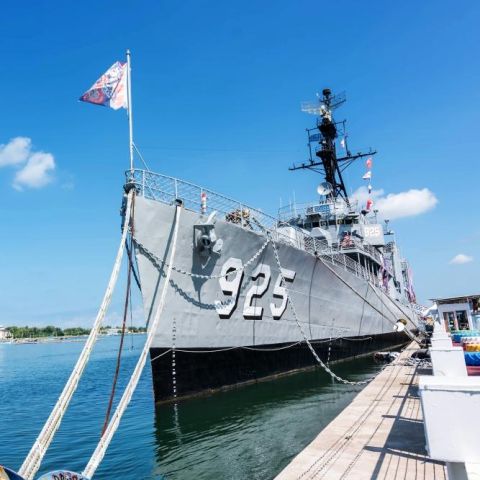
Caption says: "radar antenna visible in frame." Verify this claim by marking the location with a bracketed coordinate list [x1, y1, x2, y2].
[290, 88, 376, 206]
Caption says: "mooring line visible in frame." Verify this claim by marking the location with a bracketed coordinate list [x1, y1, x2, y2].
[83, 203, 182, 479]
[18, 190, 134, 480]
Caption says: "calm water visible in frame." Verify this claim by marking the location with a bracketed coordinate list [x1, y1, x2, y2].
[0, 335, 383, 479]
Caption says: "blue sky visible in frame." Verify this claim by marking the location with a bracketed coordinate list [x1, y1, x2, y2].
[1, 0, 479, 326]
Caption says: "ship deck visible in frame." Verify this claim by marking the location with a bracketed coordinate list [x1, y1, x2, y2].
[275, 342, 447, 480]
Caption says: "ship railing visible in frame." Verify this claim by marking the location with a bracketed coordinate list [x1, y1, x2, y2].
[350, 239, 383, 265]
[302, 236, 378, 285]
[128, 169, 381, 287]
[128, 169, 281, 234]
[278, 200, 359, 222]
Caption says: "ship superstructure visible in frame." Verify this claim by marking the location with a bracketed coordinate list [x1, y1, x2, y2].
[129, 89, 419, 402]
[282, 88, 416, 306]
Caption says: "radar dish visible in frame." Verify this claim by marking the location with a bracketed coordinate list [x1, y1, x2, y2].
[317, 182, 333, 196]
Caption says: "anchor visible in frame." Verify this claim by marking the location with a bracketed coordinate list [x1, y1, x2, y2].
[194, 211, 223, 257]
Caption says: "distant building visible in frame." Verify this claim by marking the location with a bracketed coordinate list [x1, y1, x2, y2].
[431, 295, 480, 332]
[105, 327, 120, 336]
[0, 326, 12, 341]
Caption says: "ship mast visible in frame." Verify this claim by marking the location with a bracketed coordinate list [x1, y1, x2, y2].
[290, 88, 376, 207]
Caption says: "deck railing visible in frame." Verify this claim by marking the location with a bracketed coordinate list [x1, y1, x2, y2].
[278, 200, 359, 221]
[127, 170, 388, 290]
[129, 169, 279, 234]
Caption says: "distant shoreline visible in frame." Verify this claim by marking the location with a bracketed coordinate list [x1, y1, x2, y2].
[0, 332, 146, 345]
[1, 325, 147, 343]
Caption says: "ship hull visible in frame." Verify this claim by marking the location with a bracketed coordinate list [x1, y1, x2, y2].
[150, 332, 408, 402]
[133, 196, 416, 403]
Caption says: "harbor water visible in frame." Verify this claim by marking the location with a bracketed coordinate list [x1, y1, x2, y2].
[0, 335, 386, 479]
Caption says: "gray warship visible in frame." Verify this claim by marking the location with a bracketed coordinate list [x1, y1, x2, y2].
[128, 89, 419, 402]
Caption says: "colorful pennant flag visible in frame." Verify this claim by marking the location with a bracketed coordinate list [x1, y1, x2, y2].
[366, 157, 372, 169]
[80, 61, 127, 110]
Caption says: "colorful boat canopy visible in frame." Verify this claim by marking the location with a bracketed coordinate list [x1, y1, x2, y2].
[79, 61, 127, 110]
[37, 471, 90, 480]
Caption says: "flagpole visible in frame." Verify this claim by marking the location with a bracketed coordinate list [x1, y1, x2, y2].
[126, 49, 134, 172]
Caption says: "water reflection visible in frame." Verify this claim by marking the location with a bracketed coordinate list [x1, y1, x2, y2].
[152, 356, 381, 480]
[0, 336, 384, 480]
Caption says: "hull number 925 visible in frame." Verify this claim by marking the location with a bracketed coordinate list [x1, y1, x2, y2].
[214, 257, 295, 320]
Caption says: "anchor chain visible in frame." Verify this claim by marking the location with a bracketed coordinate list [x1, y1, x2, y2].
[268, 232, 377, 386]
[133, 236, 270, 280]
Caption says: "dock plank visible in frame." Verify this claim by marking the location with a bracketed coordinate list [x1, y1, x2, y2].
[275, 343, 447, 480]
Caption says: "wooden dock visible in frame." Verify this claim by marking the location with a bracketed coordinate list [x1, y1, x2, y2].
[275, 343, 447, 480]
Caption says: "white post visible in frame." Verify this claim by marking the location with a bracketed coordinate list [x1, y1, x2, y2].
[126, 49, 134, 172]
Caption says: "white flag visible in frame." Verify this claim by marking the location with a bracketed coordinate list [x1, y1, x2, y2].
[362, 171, 372, 180]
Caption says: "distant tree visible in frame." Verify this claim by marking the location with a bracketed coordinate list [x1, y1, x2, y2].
[7, 325, 90, 339]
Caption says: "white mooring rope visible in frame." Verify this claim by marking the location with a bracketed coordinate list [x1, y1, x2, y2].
[82, 204, 182, 479]
[19, 190, 134, 480]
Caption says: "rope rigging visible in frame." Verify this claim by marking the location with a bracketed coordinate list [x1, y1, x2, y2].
[101, 195, 136, 436]
[82, 203, 182, 479]
[125, 240, 142, 292]
[18, 190, 134, 480]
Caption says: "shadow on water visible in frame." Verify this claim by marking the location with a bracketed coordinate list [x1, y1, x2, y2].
[152, 355, 383, 480]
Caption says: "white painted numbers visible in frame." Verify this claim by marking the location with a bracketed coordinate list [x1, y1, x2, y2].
[364, 225, 381, 238]
[270, 268, 296, 319]
[243, 264, 271, 318]
[216, 258, 244, 318]
[215, 258, 295, 320]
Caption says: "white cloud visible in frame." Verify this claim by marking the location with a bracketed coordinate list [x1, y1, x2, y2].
[351, 186, 438, 220]
[13, 152, 55, 190]
[0, 137, 31, 166]
[0, 137, 56, 190]
[351, 186, 384, 206]
[450, 254, 473, 265]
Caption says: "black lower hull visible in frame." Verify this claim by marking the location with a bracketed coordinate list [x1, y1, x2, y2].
[149, 331, 409, 403]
